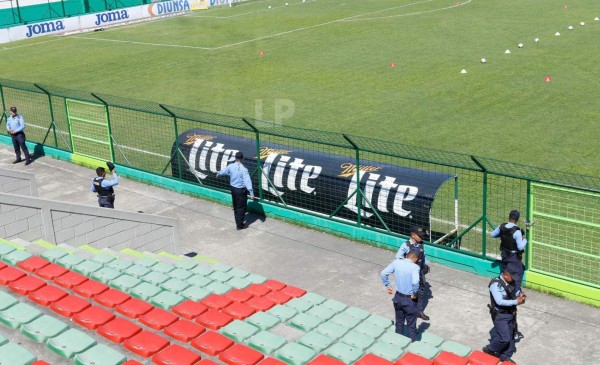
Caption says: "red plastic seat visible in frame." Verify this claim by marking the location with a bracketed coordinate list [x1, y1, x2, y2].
[123, 330, 170, 358]
[263, 291, 292, 305]
[35, 263, 68, 280]
[152, 344, 202, 365]
[395, 353, 434, 365]
[164, 319, 206, 342]
[308, 355, 346, 365]
[262, 280, 286, 291]
[225, 288, 254, 303]
[50, 295, 91, 317]
[172, 300, 208, 320]
[98, 317, 142, 343]
[195, 309, 233, 330]
[54, 271, 88, 289]
[357, 354, 394, 365]
[0, 266, 26, 285]
[433, 351, 468, 365]
[116, 297, 153, 319]
[197, 360, 219, 365]
[94, 288, 131, 308]
[8, 275, 46, 295]
[32, 361, 51, 365]
[139, 307, 178, 330]
[245, 296, 275, 312]
[223, 302, 256, 320]
[219, 343, 264, 365]
[73, 280, 109, 299]
[466, 351, 499, 365]
[245, 284, 270, 297]
[28, 285, 68, 306]
[191, 331, 234, 356]
[18, 256, 50, 272]
[123, 361, 144, 365]
[201, 294, 233, 311]
[279, 286, 306, 298]
[259, 358, 287, 365]
[0, 262, 5, 270]
[73, 306, 116, 330]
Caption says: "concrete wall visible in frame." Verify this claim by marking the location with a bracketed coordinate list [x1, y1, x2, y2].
[0, 192, 180, 254]
[0, 169, 38, 196]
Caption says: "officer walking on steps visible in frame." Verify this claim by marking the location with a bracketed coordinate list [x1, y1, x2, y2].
[483, 268, 526, 363]
[396, 226, 430, 320]
[92, 162, 119, 209]
[490, 210, 527, 293]
[381, 252, 421, 342]
[216, 151, 255, 230]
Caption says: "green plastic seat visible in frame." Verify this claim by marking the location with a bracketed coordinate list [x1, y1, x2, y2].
[161, 278, 190, 293]
[418, 332, 445, 347]
[41, 248, 69, 262]
[268, 305, 298, 322]
[344, 306, 370, 320]
[221, 320, 260, 342]
[72, 260, 103, 276]
[56, 254, 85, 269]
[285, 298, 313, 313]
[123, 264, 151, 278]
[20, 314, 69, 343]
[315, 322, 350, 340]
[367, 341, 405, 362]
[105, 258, 133, 271]
[130, 282, 163, 301]
[297, 331, 334, 352]
[0, 291, 18, 310]
[353, 321, 386, 338]
[90, 253, 115, 265]
[405, 341, 441, 359]
[301, 292, 326, 306]
[227, 268, 249, 278]
[0, 303, 42, 328]
[320, 299, 347, 313]
[185, 274, 212, 288]
[0, 243, 16, 257]
[439, 340, 472, 357]
[208, 271, 233, 283]
[168, 268, 193, 280]
[0, 342, 37, 365]
[46, 328, 97, 358]
[174, 260, 197, 271]
[226, 277, 252, 289]
[204, 281, 232, 295]
[180, 285, 211, 301]
[2, 249, 32, 265]
[74, 344, 127, 365]
[150, 291, 184, 310]
[325, 342, 363, 364]
[330, 312, 362, 329]
[275, 342, 317, 365]
[246, 311, 281, 330]
[0, 333, 6, 346]
[190, 265, 213, 276]
[364, 314, 393, 330]
[110, 274, 142, 292]
[247, 331, 287, 354]
[91, 267, 121, 284]
[340, 330, 376, 350]
[379, 331, 412, 349]
[143, 271, 170, 285]
[151, 262, 174, 274]
[212, 263, 232, 272]
[133, 257, 157, 268]
[306, 305, 336, 321]
[289, 313, 322, 332]
[245, 273, 267, 284]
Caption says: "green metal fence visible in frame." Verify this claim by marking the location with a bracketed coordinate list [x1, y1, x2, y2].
[0, 78, 599, 303]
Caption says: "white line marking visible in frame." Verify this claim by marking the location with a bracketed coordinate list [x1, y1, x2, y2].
[0, 37, 63, 52]
[342, 0, 471, 22]
[70, 36, 214, 50]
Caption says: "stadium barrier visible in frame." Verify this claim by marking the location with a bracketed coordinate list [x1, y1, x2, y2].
[0, 168, 38, 196]
[0, 78, 598, 306]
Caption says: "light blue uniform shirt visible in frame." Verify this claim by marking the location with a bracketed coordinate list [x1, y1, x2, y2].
[491, 223, 527, 252]
[91, 173, 119, 192]
[381, 258, 420, 295]
[395, 239, 428, 266]
[217, 161, 254, 197]
[490, 276, 519, 307]
[6, 114, 25, 133]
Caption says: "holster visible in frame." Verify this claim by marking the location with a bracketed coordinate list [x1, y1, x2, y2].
[487, 304, 498, 321]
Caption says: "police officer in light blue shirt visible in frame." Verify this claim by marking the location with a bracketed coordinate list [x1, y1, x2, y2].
[395, 226, 430, 320]
[491, 210, 527, 292]
[6, 106, 32, 165]
[216, 151, 254, 230]
[381, 252, 421, 341]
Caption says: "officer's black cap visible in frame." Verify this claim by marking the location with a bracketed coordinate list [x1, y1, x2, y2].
[235, 151, 243, 159]
[410, 226, 425, 238]
[509, 210, 520, 220]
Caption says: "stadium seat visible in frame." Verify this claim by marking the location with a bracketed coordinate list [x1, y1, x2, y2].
[56, 254, 85, 269]
[161, 278, 190, 293]
[54, 271, 88, 289]
[150, 262, 174, 274]
[306, 305, 336, 321]
[40, 248, 68, 262]
[17, 256, 50, 272]
[191, 330, 234, 356]
[130, 282, 164, 301]
[466, 351, 499, 365]
[195, 309, 234, 330]
[73, 280, 109, 299]
[247, 331, 287, 354]
[289, 313, 323, 332]
[314, 322, 350, 340]
[219, 343, 265, 365]
[378, 332, 412, 349]
[168, 268, 194, 280]
[246, 296, 276, 312]
[32, 361, 50, 365]
[164, 319, 206, 342]
[228, 268, 250, 278]
[226, 288, 254, 303]
[246, 311, 281, 331]
[74, 344, 127, 365]
[364, 314, 393, 330]
[3, 249, 32, 265]
[106, 258, 134, 272]
[356, 354, 395, 365]
[0, 290, 18, 310]
[267, 305, 297, 322]
[46, 328, 97, 358]
[227, 277, 253, 289]
[0, 266, 26, 285]
[439, 341, 471, 357]
[20, 315, 69, 343]
[172, 299, 208, 320]
[174, 260, 197, 271]
[122, 361, 144, 365]
[139, 307, 178, 330]
[405, 341, 441, 360]
[150, 290, 184, 310]
[0, 302, 42, 328]
[340, 330, 376, 351]
[0, 341, 37, 365]
[324, 342, 363, 364]
[276, 342, 317, 365]
[419, 332, 445, 347]
[433, 351, 468, 365]
[208, 271, 233, 283]
[72, 260, 103, 276]
[50, 295, 91, 317]
[116, 297, 153, 319]
[94, 288, 131, 308]
[35, 263, 68, 280]
[297, 331, 334, 353]
[245, 284, 271, 297]
[320, 299, 347, 314]
[201, 294, 233, 311]
[110, 274, 142, 292]
[123, 330, 170, 358]
[0, 243, 15, 257]
[395, 353, 434, 365]
[191, 265, 214, 276]
[152, 344, 201, 365]
[98, 317, 142, 343]
[367, 341, 405, 362]
[180, 285, 211, 301]
[73, 306, 115, 330]
[330, 313, 361, 329]
[280, 286, 307, 299]
[0, 262, 5, 271]
[186, 274, 212, 288]
[307, 354, 346, 365]
[205, 281, 233, 295]
[264, 290, 292, 305]
[28, 285, 68, 306]
[124, 264, 151, 278]
[285, 298, 314, 313]
[353, 321, 386, 338]
[221, 320, 260, 342]
[90, 253, 116, 265]
[344, 306, 370, 320]
[259, 358, 287, 365]
[8, 275, 46, 295]
[143, 271, 171, 286]
[91, 267, 122, 284]
[263, 280, 286, 291]
[224, 302, 256, 320]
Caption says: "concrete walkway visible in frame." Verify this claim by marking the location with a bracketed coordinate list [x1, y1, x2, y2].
[1, 145, 599, 365]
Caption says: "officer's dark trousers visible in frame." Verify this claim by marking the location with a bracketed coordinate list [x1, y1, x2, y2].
[488, 312, 516, 360]
[98, 196, 114, 209]
[393, 293, 418, 341]
[416, 270, 426, 312]
[11, 132, 30, 161]
[230, 186, 247, 228]
[502, 252, 524, 292]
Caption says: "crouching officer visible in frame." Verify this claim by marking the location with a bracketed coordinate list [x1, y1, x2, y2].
[396, 226, 430, 320]
[483, 268, 526, 363]
[92, 162, 119, 209]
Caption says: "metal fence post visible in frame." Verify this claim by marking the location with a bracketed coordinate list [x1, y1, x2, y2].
[471, 156, 488, 258]
[525, 179, 532, 270]
[159, 105, 181, 180]
[34, 84, 58, 148]
[15, 0, 23, 24]
[242, 118, 263, 201]
[91, 93, 115, 162]
[0, 82, 6, 129]
[343, 134, 362, 227]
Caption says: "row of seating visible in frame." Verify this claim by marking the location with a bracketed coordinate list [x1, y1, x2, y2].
[0, 237, 508, 364]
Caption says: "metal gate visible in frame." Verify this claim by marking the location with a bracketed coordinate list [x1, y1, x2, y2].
[66, 99, 113, 161]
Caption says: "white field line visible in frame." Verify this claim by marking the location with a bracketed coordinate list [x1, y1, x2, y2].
[342, 0, 471, 22]
[0, 37, 63, 52]
[70, 35, 214, 50]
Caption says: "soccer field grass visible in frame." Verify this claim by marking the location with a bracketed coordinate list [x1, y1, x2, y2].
[1, 0, 599, 175]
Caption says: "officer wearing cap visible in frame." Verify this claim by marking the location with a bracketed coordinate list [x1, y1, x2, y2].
[216, 151, 254, 230]
[483, 268, 526, 363]
[395, 226, 430, 320]
[91, 163, 119, 209]
[381, 251, 421, 341]
[6, 106, 32, 165]
[491, 210, 527, 293]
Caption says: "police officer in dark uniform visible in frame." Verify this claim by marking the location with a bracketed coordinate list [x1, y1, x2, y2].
[395, 226, 430, 320]
[91, 163, 119, 209]
[490, 210, 527, 293]
[483, 268, 526, 363]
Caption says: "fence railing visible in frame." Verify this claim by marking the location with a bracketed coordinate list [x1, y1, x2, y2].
[1, 78, 599, 296]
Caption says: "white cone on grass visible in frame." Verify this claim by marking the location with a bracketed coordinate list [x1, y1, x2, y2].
[568, 25, 573, 30]
[555, 32, 561, 36]
[580, 22, 585, 26]
[534, 38, 540, 43]
[595, 17, 599, 21]
[518, 43, 524, 48]
[481, 58, 487, 64]
[505, 49, 511, 54]
[460, 69, 467, 74]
